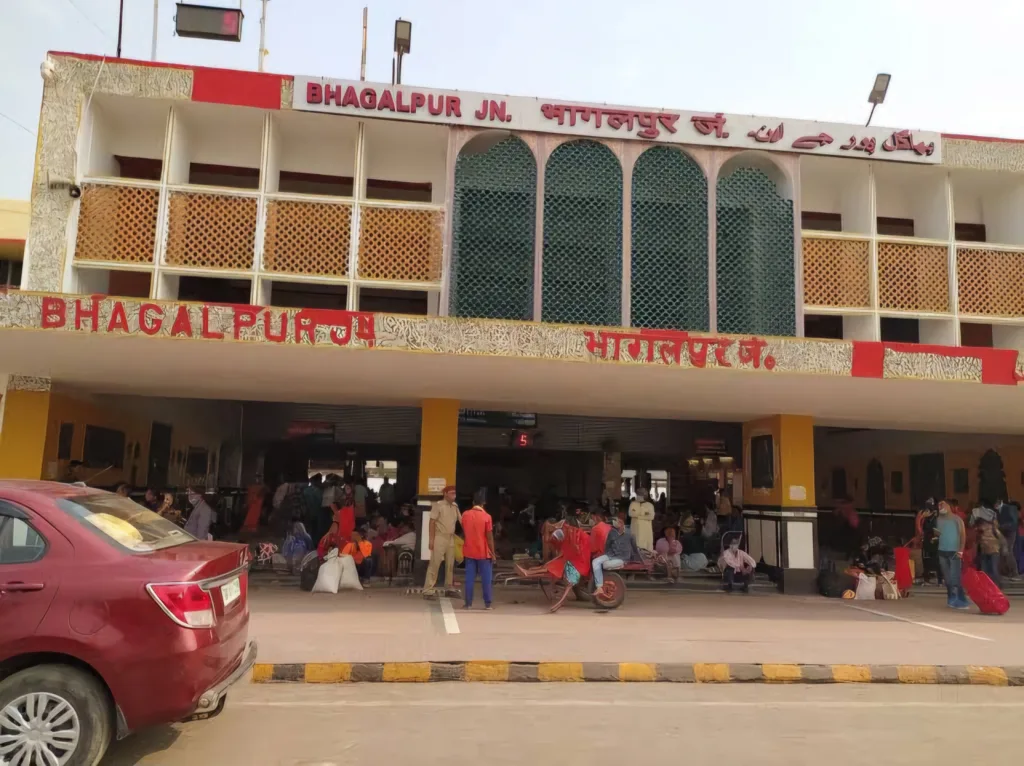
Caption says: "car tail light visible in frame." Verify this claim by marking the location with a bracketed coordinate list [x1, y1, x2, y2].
[147, 582, 216, 628]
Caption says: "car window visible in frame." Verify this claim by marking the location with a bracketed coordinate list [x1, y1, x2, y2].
[0, 515, 47, 564]
[56, 493, 194, 553]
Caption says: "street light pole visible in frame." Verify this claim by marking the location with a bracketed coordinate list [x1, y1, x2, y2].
[116, 0, 125, 58]
[151, 0, 159, 61]
[258, 0, 269, 72]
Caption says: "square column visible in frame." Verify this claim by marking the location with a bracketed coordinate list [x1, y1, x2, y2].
[0, 377, 53, 480]
[742, 414, 818, 594]
[414, 399, 460, 586]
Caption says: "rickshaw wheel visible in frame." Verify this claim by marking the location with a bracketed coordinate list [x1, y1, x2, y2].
[545, 580, 573, 612]
[593, 572, 626, 609]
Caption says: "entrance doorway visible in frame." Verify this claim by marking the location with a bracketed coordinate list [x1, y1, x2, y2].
[910, 452, 946, 509]
[147, 422, 172, 488]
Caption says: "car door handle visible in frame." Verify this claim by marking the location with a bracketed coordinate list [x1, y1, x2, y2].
[1, 582, 45, 592]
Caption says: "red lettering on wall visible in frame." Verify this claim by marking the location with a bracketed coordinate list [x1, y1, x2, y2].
[264, 310, 288, 342]
[233, 307, 258, 340]
[107, 302, 129, 333]
[201, 306, 224, 340]
[446, 96, 462, 118]
[427, 94, 444, 116]
[306, 82, 323, 104]
[360, 88, 377, 109]
[74, 297, 100, 332]
[396, 90, 411, 113]
[324, 84, 343, 107]
[377, 89, 396, 112]
[294, 311, 318, 344]
[489, 100, 508, 122]
[170, 305, 193, 337]
[139, 303, 163, 335]
[411, 92, 426, 113]
[341, 85, 359, 108]
[41, 297, 66, 329]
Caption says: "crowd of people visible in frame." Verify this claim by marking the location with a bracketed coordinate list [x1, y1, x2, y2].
[913, 497, 1021, 608]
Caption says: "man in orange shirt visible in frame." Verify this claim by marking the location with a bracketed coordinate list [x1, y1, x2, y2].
[589, 510, 611, 560]
[461, 492, 497, 610]
[342, 529, 374, 581]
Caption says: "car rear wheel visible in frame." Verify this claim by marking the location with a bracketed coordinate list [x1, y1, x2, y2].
[0, 664, 111, 766]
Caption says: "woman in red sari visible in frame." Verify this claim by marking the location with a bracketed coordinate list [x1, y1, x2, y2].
[517, 520, 592, 612]
[334, 502, 356, 543]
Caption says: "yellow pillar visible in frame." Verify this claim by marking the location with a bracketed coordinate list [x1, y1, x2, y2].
[742, 415, 816, 507]
[742, 414, 818, 593]
[417, 399, 459, 496]
[0, 388, 53, 480]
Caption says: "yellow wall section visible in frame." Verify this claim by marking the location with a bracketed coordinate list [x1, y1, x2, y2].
[743, 415, 816, 508]
[820, 445, 1024, 511]
[0, 390, 52, 479]
[417, 399, 459, 495]
[0, 390, 226, 485]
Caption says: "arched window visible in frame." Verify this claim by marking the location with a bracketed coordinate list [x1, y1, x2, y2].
[542, 140, 622, 326]
[450, 135, 537, 320]
[716, 155, 795, 336]
[631, 147, 708, 331]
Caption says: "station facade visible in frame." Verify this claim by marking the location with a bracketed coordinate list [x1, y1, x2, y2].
[2, 52, 1024, 590]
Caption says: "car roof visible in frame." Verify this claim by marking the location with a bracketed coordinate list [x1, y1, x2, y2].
[0, 480, 108, 500]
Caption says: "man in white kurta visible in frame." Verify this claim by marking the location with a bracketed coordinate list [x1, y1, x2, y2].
[629, 488, 656, 551]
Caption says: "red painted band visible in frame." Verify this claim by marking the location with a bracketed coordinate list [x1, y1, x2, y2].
[851, 341, 884, 379]
[191, 67, 285, 110]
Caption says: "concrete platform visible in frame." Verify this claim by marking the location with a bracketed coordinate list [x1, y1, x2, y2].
[247, 584, 1024, 668]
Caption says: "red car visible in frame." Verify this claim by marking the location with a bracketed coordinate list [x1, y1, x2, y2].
[0, 481, 256, 765]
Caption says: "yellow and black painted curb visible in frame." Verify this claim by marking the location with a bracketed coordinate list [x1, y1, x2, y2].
[252, 662, 1024, 685]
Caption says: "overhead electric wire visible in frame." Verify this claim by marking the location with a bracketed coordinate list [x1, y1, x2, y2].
[0, 111, 36, 138]
[62, 0, 116, 44]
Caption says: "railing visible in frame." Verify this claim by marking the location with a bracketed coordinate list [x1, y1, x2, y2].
[801, 233, 871, 309]
[957, 245, 1024, 318]
[356, 204, 444, 283]
[74, 182, 159, 265]
[876, 239, 950, 313]
[163, 188, 259, 271]
[262, 196, 352, 278]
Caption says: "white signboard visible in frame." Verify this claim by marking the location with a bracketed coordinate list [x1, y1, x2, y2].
[427, 477, 446, 494]
[293, 77, 942, 164]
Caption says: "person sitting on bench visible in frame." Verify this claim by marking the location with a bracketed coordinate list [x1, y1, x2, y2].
[592, 514, 639, 599]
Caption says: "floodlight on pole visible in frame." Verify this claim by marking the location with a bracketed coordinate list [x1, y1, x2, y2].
[393, 18, 412, 85]
[865, 73, 891, 127]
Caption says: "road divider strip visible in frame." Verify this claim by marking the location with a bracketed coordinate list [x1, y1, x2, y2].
[251, 662, 1023, 685]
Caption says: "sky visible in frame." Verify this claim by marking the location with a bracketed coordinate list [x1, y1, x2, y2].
[1, 0, 1023, 200]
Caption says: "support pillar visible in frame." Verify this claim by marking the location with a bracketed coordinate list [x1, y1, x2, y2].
[0, 377, 54, 480]
[414, 399, 460, 585]
[742, 414, 818, 594]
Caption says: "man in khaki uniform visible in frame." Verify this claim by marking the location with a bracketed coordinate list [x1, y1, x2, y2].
[424, 486, 460, 595]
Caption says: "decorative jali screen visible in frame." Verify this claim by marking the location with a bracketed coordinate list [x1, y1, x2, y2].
[630, 147, 709, 331]
[449, 137, 537, 320]
[716, 166, 795, 336]
[263, 199, 352, 277]
[75, 184, 159, 264]
[542, 140, 623, 326]
[165, 191, 258, 270]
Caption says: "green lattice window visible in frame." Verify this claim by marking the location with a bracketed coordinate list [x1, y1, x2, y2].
[450, 137, 537, 320]
[716, 165, 795, 336]
[631, 147, 708, 331]
[542, 140, 622, 326]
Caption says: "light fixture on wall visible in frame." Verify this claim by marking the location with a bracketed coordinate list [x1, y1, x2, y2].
[866, 73, 891, 127]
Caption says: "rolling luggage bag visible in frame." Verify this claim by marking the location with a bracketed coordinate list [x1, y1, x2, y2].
[963, 567, 1010, 615]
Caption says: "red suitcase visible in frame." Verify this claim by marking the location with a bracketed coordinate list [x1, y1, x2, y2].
[963, 567, 1010, 615]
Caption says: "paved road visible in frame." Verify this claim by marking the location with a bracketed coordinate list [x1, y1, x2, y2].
[104, 681, 1024, 765]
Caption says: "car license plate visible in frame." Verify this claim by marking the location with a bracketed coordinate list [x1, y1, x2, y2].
[221, 577, 241, 606]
